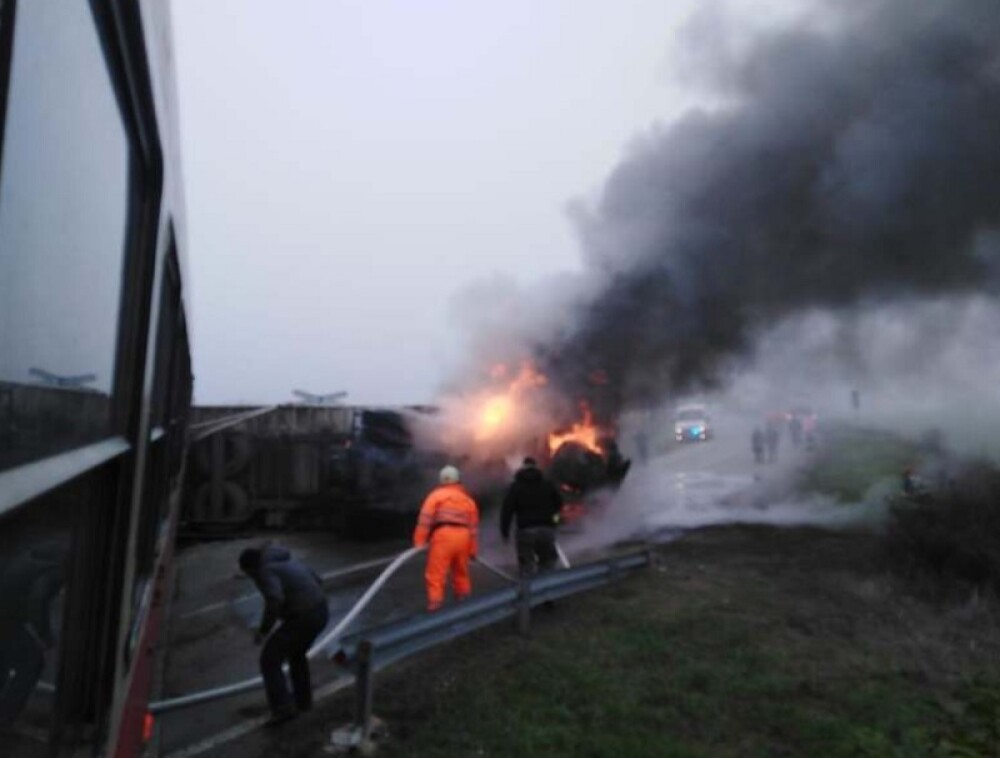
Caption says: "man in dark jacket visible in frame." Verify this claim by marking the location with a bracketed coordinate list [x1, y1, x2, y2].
[500, 458, 563, 576]
[239, 545, 329, 725]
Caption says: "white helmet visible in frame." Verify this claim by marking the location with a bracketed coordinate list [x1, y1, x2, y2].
[439, 465, 461, 484]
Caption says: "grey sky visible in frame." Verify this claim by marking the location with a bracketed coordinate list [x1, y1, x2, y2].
[0, 1, 127, 393]
[171, 0, 799, 406]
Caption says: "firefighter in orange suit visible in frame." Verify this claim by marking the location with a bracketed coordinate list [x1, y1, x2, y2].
[413, 465, 479, 612]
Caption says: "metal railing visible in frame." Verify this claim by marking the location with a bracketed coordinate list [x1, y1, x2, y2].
[330, 549, 650, 671]
[328, 549, 652, 743]
[151, 545, 648, 718]
[152, 546, 520, 714]
[150, 546, 428, 714]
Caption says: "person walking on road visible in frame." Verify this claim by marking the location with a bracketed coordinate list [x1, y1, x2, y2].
[751, 428, 765, 464]
[789, 415, 803, 447]
[239, 545, 329, 726]
[413, 465, 479, 612]
[500, 457, 563, 577]
[765, 424, 780, 463]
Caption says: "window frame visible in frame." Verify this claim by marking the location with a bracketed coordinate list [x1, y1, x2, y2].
[0, 0, 163, 513]
[0, 1, 16, 166]
[0, 0, 173, 752]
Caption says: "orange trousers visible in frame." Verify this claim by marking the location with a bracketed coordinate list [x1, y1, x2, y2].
[424, 526, 473, 611]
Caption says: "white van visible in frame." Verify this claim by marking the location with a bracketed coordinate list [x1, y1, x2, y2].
[674, 404, 712, 442]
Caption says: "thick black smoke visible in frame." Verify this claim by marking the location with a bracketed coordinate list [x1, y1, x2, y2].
[542, 0, 1000, 415]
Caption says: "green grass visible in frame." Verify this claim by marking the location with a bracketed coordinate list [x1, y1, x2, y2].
[799, 425, 917, 502]
[364, 529, 1000, 758]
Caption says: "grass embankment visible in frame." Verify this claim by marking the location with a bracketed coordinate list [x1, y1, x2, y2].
[798, 425, 917, 502]
[251, 430, 997, 757]
[309, 527, 997, 758]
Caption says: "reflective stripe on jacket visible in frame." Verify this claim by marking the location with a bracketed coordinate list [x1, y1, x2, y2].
[413, 483, 479, 556]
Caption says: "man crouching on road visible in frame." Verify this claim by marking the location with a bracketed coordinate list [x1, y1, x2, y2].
[239, 545, 329, 726]
[413, 465, 479, 612]
[501, 457, 563, 576]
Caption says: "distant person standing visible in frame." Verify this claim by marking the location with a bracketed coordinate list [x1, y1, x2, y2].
[239, 545, 329, 726]
[901, 466, 924, 496]
[500, 457, 563, 577]
[751, 428, 765, 464]
[789, 416, 803, 447]
[765, 424, 780, 463]
[413, 465, 479, 612]
[634, 430, 649, 465]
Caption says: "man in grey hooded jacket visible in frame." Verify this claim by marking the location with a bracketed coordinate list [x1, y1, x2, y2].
[239, 545, 328, 725]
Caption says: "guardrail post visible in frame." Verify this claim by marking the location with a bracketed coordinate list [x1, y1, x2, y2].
[517, 577, 531, 635]
[355, 640, 374, 740]
[609, 557, 621, 584]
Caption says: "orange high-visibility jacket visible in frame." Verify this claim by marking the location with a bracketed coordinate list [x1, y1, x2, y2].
[413, 483, 479, 556]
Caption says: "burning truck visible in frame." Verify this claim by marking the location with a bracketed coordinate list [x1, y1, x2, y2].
[181, 362, 631, 537]
[423, 361, 632, 524]
[546, 420, 631, 523]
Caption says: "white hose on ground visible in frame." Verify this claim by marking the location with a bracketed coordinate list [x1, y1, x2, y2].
[473, 555, 517, 583]
[179, 553, 400, 621]
[309, 545, 426, 657]
[150, 545, 427, 714]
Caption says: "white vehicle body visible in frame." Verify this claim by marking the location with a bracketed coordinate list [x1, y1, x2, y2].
[674, 404, 711, 442]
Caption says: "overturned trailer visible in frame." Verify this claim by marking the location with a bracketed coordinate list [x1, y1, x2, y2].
[183, 405, 445, 537]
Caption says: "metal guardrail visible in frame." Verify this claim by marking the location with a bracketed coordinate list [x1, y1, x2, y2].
[332, 586, 521, 672]
[151, 545, 648, 719]
[327, 549, 651, 743]
[149, 546, 428, 714]
[330, 549, 650, 672]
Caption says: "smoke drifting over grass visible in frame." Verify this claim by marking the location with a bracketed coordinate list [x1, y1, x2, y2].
[447, 0, 1000, 420]
[562, 464, 889, 554]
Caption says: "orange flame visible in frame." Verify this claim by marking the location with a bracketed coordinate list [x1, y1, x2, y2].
[548, 406, 603, 456]
[509, 362, 547, 393]
[476, 395, 513, 440]
[474, 362, 547, 441]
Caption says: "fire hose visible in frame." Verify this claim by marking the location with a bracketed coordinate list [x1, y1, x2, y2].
[149, 542, 566, 714]
[149, 546, 428, 714]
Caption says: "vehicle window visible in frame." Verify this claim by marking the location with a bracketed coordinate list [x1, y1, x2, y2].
[676, 410, 704, 421]
[0, 463, 98, 757]
[0, 0, 130, 470]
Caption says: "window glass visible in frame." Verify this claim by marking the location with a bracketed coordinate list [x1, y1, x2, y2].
[150, 258, 180, 430]
[0, 476, 84, 755]
[0, 0, 130, 471]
